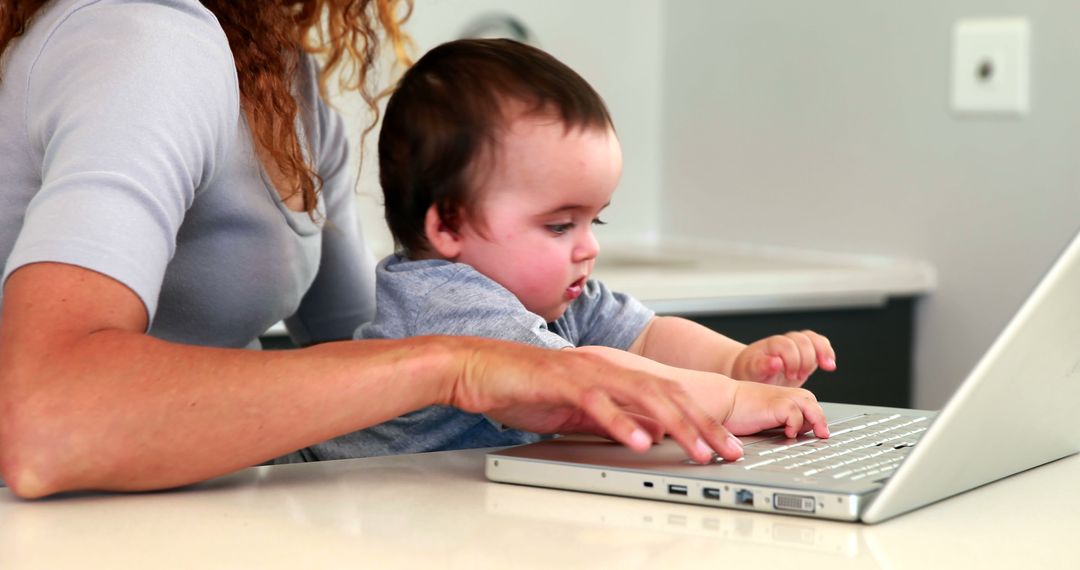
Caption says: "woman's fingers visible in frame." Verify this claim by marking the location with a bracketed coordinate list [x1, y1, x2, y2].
[578, 388, 653, 452]
[615, 374, 743, 463]
[559, 368, 742, 463]
[458, 340, 744, 463]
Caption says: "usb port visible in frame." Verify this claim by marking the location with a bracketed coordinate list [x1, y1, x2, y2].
[668, 484, 688, 496]
[702, 487, 721, 501]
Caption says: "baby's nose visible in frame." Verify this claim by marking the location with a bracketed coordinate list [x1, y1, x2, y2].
[574, 230, 600, 262]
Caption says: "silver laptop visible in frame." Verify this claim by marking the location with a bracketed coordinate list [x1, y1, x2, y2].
[486, 230, 1080, 523]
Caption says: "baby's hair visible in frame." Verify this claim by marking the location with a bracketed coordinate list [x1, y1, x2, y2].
[378, 38, 614, 255]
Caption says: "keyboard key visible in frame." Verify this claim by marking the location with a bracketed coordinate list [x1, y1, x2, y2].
[738, 412, 931, 481]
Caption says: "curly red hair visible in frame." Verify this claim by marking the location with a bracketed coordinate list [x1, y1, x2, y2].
[0, 0, 412, 215]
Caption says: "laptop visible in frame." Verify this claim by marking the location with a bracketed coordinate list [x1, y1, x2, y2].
[486, 229, 1080, 523]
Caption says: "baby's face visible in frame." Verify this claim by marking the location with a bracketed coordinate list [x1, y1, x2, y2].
[453, 114, 622, 322]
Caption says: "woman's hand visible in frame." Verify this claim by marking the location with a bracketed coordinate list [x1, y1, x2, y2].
[440, 338, 745, 463]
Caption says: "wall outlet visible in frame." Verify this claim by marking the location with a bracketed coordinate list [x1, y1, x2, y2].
[951, 18, 1030, 116]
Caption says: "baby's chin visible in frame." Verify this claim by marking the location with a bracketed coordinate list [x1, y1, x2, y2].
[533, 303, 571, 324]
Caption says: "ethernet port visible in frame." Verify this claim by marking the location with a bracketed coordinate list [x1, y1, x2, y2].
[735, 489, 754, 506]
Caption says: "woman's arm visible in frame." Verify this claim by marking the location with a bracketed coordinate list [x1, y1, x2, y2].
[0, 263, 731, 498]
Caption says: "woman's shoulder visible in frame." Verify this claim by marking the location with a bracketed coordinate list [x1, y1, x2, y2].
[45, 0, 222, 28]
[23, 0, 238, 122]
[21, 0, 240, 146]
[31, 0, 230, 63]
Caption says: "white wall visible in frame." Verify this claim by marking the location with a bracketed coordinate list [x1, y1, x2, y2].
[660, 1, 1080, 407]
[335, 0, 665, 254]
[334, 1, 1080, 409]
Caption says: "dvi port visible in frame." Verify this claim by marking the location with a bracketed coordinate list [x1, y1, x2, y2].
[773, 493, 815, 513]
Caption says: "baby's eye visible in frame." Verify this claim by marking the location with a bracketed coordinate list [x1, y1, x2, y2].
[592, 218, 608, 226]
[546, 223, 574, 235]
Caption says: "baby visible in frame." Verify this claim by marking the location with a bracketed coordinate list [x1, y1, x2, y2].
[316, 38, 835, 461]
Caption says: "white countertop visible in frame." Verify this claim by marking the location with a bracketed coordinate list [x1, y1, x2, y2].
[592, 239, 935, 315]
[1, 446, 1074, 569]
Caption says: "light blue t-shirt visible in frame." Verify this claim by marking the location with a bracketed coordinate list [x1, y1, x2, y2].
[0, 0, 375, 348]
[292, 255, 656, 460]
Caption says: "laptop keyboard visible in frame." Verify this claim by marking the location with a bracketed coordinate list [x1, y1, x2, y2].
[733, 413, 930, 481]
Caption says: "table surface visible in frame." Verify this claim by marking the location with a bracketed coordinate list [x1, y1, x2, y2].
[593, 239, 935, 314]
[2, 444, 1076, 569]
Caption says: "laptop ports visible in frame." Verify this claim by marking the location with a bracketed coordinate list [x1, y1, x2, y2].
[735, 489, 754, 506]
[702, 487, 721, 501]
[667, 484, 688, 496]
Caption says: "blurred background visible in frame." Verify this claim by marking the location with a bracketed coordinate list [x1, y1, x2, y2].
[328, 0, 1080, 410]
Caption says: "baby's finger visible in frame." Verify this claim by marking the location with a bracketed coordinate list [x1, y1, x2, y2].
[784, 332, 818, 379]
[774, 399, 807, 439]
[753, 353, 784, 382]
[790, 388, 830, 438]
[804, 330, 837, 371]
[768, 335, 803, 383]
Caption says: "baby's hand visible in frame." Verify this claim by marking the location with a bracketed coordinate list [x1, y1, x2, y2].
[723, 381, 830, 439]
[730, 330, 836, 387]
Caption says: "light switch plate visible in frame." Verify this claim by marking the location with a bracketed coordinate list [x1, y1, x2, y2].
[951, 18, 1030, 116]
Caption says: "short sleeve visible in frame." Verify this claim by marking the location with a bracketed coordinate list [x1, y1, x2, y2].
[554, 279, 655, 349]
[4, 2, 239, 322]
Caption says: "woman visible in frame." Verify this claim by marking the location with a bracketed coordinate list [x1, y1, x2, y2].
[0, 0, 737, 498]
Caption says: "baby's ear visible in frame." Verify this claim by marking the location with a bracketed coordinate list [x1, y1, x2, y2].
[424, 205, 463, 259]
